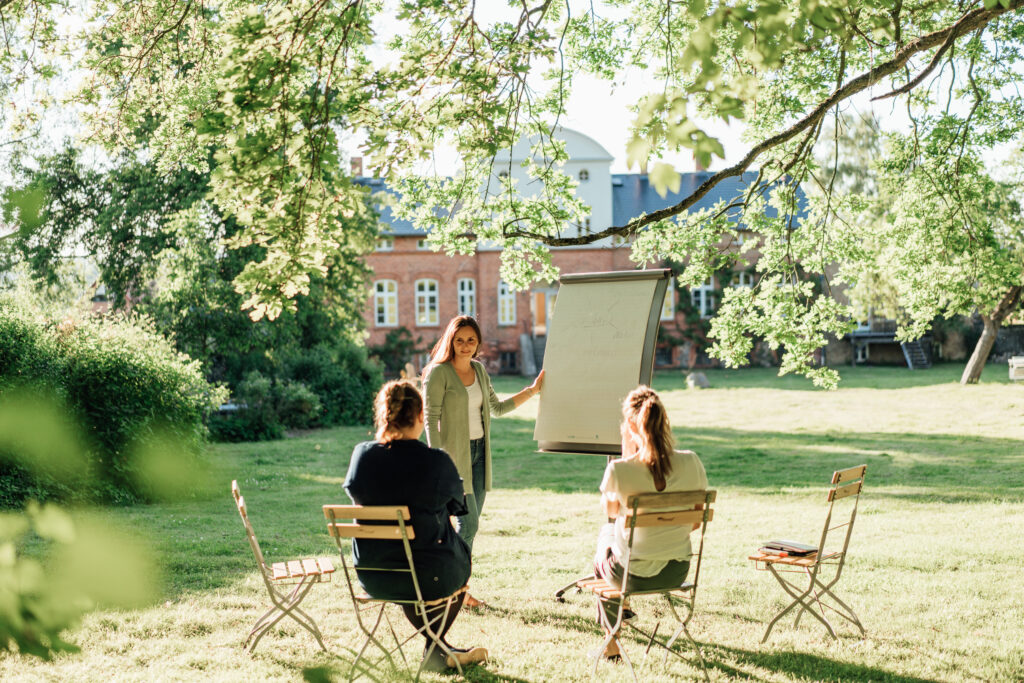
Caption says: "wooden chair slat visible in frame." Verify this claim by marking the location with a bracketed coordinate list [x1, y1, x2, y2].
[748, 551, 818, 567]
[287, 560, 305, 577]
[323, 504, 411, 521]
[327, 522, 416, 540]
[631, 508, 712, 528]
[271, 562, 289, 580]
[301, 558, 320, 576]
[832, 464, 866, 485]
[316, 557, 335, 574]
[828, 480, 862, 502]
[628, 490, 716, 509]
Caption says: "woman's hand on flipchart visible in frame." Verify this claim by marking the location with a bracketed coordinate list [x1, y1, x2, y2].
[528, 369, 545, 397]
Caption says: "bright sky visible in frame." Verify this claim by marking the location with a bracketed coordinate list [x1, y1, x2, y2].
[359, 0, 750, 177]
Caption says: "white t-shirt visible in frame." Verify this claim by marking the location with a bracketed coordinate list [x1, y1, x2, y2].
[600, 449, 708, 577]
[465, 375, 484, 440]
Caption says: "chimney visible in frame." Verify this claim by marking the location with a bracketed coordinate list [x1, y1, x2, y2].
[350, 156, 363, 177]
[693, 151, 707, 173]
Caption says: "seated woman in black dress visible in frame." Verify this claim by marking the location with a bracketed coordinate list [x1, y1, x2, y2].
[344, 379, 487, 671]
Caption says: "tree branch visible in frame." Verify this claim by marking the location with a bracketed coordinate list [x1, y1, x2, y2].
[500, 0, 1024, 247]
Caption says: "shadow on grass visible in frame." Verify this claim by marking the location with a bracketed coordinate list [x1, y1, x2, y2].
[703, 642, 942, 683]
[493, 424, 1024, 500]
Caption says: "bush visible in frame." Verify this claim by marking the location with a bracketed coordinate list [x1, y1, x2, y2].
[368, 326, 423, 376]
[0, 297, 227, 506]
[283, 342, 382, 427]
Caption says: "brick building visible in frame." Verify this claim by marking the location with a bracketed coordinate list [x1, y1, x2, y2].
[362, 128, 762, 375]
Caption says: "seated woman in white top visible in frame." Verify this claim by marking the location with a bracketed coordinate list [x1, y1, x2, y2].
[594, 386, 708, 660]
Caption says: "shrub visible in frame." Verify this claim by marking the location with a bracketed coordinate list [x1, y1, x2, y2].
[367, 326, 423, 376]
[283, 342, 382, 427]
[0, 297, 227, 506]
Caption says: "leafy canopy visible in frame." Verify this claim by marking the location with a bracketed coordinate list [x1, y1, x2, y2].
[3, 1, 1024, 386]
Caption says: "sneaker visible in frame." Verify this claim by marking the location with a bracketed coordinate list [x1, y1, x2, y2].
[446, 646, 489, 668]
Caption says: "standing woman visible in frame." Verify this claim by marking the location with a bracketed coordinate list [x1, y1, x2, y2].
[423, 315, 544, 605]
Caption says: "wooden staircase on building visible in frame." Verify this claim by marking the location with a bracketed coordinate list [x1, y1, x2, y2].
[901, 340, 931, 370]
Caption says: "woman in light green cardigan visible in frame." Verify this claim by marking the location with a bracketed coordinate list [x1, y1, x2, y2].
[423, 316, 544, 606]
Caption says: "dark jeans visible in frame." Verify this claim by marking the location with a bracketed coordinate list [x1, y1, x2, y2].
[456, 437, 486, 553]
[594, 546, 690, 627]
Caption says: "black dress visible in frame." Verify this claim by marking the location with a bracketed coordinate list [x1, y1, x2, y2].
[344, 439, 471, 601]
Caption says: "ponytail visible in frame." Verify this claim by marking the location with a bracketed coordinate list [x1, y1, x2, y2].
[622, 386, 674, 483]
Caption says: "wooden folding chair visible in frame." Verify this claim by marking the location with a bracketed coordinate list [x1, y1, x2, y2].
[323, 504, 468, 681]
[231, 480, 334, 653]
[569, 490, 716, 682]
[749, 464, 867, 642]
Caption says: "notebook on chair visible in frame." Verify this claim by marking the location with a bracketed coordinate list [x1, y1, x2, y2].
[761, 539, 817, 556]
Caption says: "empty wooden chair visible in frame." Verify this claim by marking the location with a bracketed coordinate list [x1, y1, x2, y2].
[570, 489, 716, 682]
[231, 480, 334, 652]
[324, 504, 468, 681]
[749, 464, 867, 642]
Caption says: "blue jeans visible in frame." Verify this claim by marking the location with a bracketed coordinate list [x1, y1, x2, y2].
[456, 437, 487, 554]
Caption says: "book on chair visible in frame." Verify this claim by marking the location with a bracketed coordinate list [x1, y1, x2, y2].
[761, 539, 817, 556]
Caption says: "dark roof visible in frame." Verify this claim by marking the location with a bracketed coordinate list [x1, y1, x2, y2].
[611, 171, 803, 228]
[355, 177, 424, 237]
[358, 171, 805, 237]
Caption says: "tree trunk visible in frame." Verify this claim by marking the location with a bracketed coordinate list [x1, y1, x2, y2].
[960, 286, 1023, 384]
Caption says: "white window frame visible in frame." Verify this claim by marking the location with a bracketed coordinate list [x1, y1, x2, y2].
[417, 238, 429, 250]
[415, 279, 439, 326]
[498, 281, 516, 326]
[376, 237, 394, 252]
[661, 279, 675, 320]
[374, 280, 398, 327]
[458, 278, 476, 317]
[732, 271, 754, 288]
[690, 277, 716, 319]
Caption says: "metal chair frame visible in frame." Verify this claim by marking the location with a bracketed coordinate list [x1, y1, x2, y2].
[568, 489, 716, 682]
[749, 464, 867, 642]
[231, 480, 333, 653]
[324, 504, 467, 682]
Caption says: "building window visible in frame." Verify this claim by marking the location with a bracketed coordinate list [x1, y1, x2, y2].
[500, 351, 519, 373]
[374, 280, 398, 327]
[732, 271, 754, 288]
[690, 277, 716, 319]
[458, 278, 476, 317]
[498, 281, 516, 325]
[583, 217, 592, 234]
[578, 169, 590, 181]
[415, 279, 439, 326]
[498, 170, 509, 179]
[417, 238, 429, 250]
[375, 237, 394, 251]
[655, 345, 674, 366]
[661, 280, 675, 320]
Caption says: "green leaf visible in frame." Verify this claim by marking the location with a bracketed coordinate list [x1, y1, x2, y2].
[626, 136, 652, 170]
[650, 162, 682, 198]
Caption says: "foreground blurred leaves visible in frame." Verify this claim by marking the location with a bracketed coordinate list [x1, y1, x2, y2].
[0, 390, 176, 658]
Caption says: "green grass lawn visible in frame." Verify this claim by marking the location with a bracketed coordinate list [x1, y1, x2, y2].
[3, 364, 1023, 681]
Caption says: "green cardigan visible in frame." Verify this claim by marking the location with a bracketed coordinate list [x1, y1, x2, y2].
[423, 360, 515, 495]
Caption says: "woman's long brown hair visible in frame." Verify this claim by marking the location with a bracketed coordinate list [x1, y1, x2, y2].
[622, 386, 674, 487]
[374, 380, 423, 443]
[429, 315, 483, 365]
